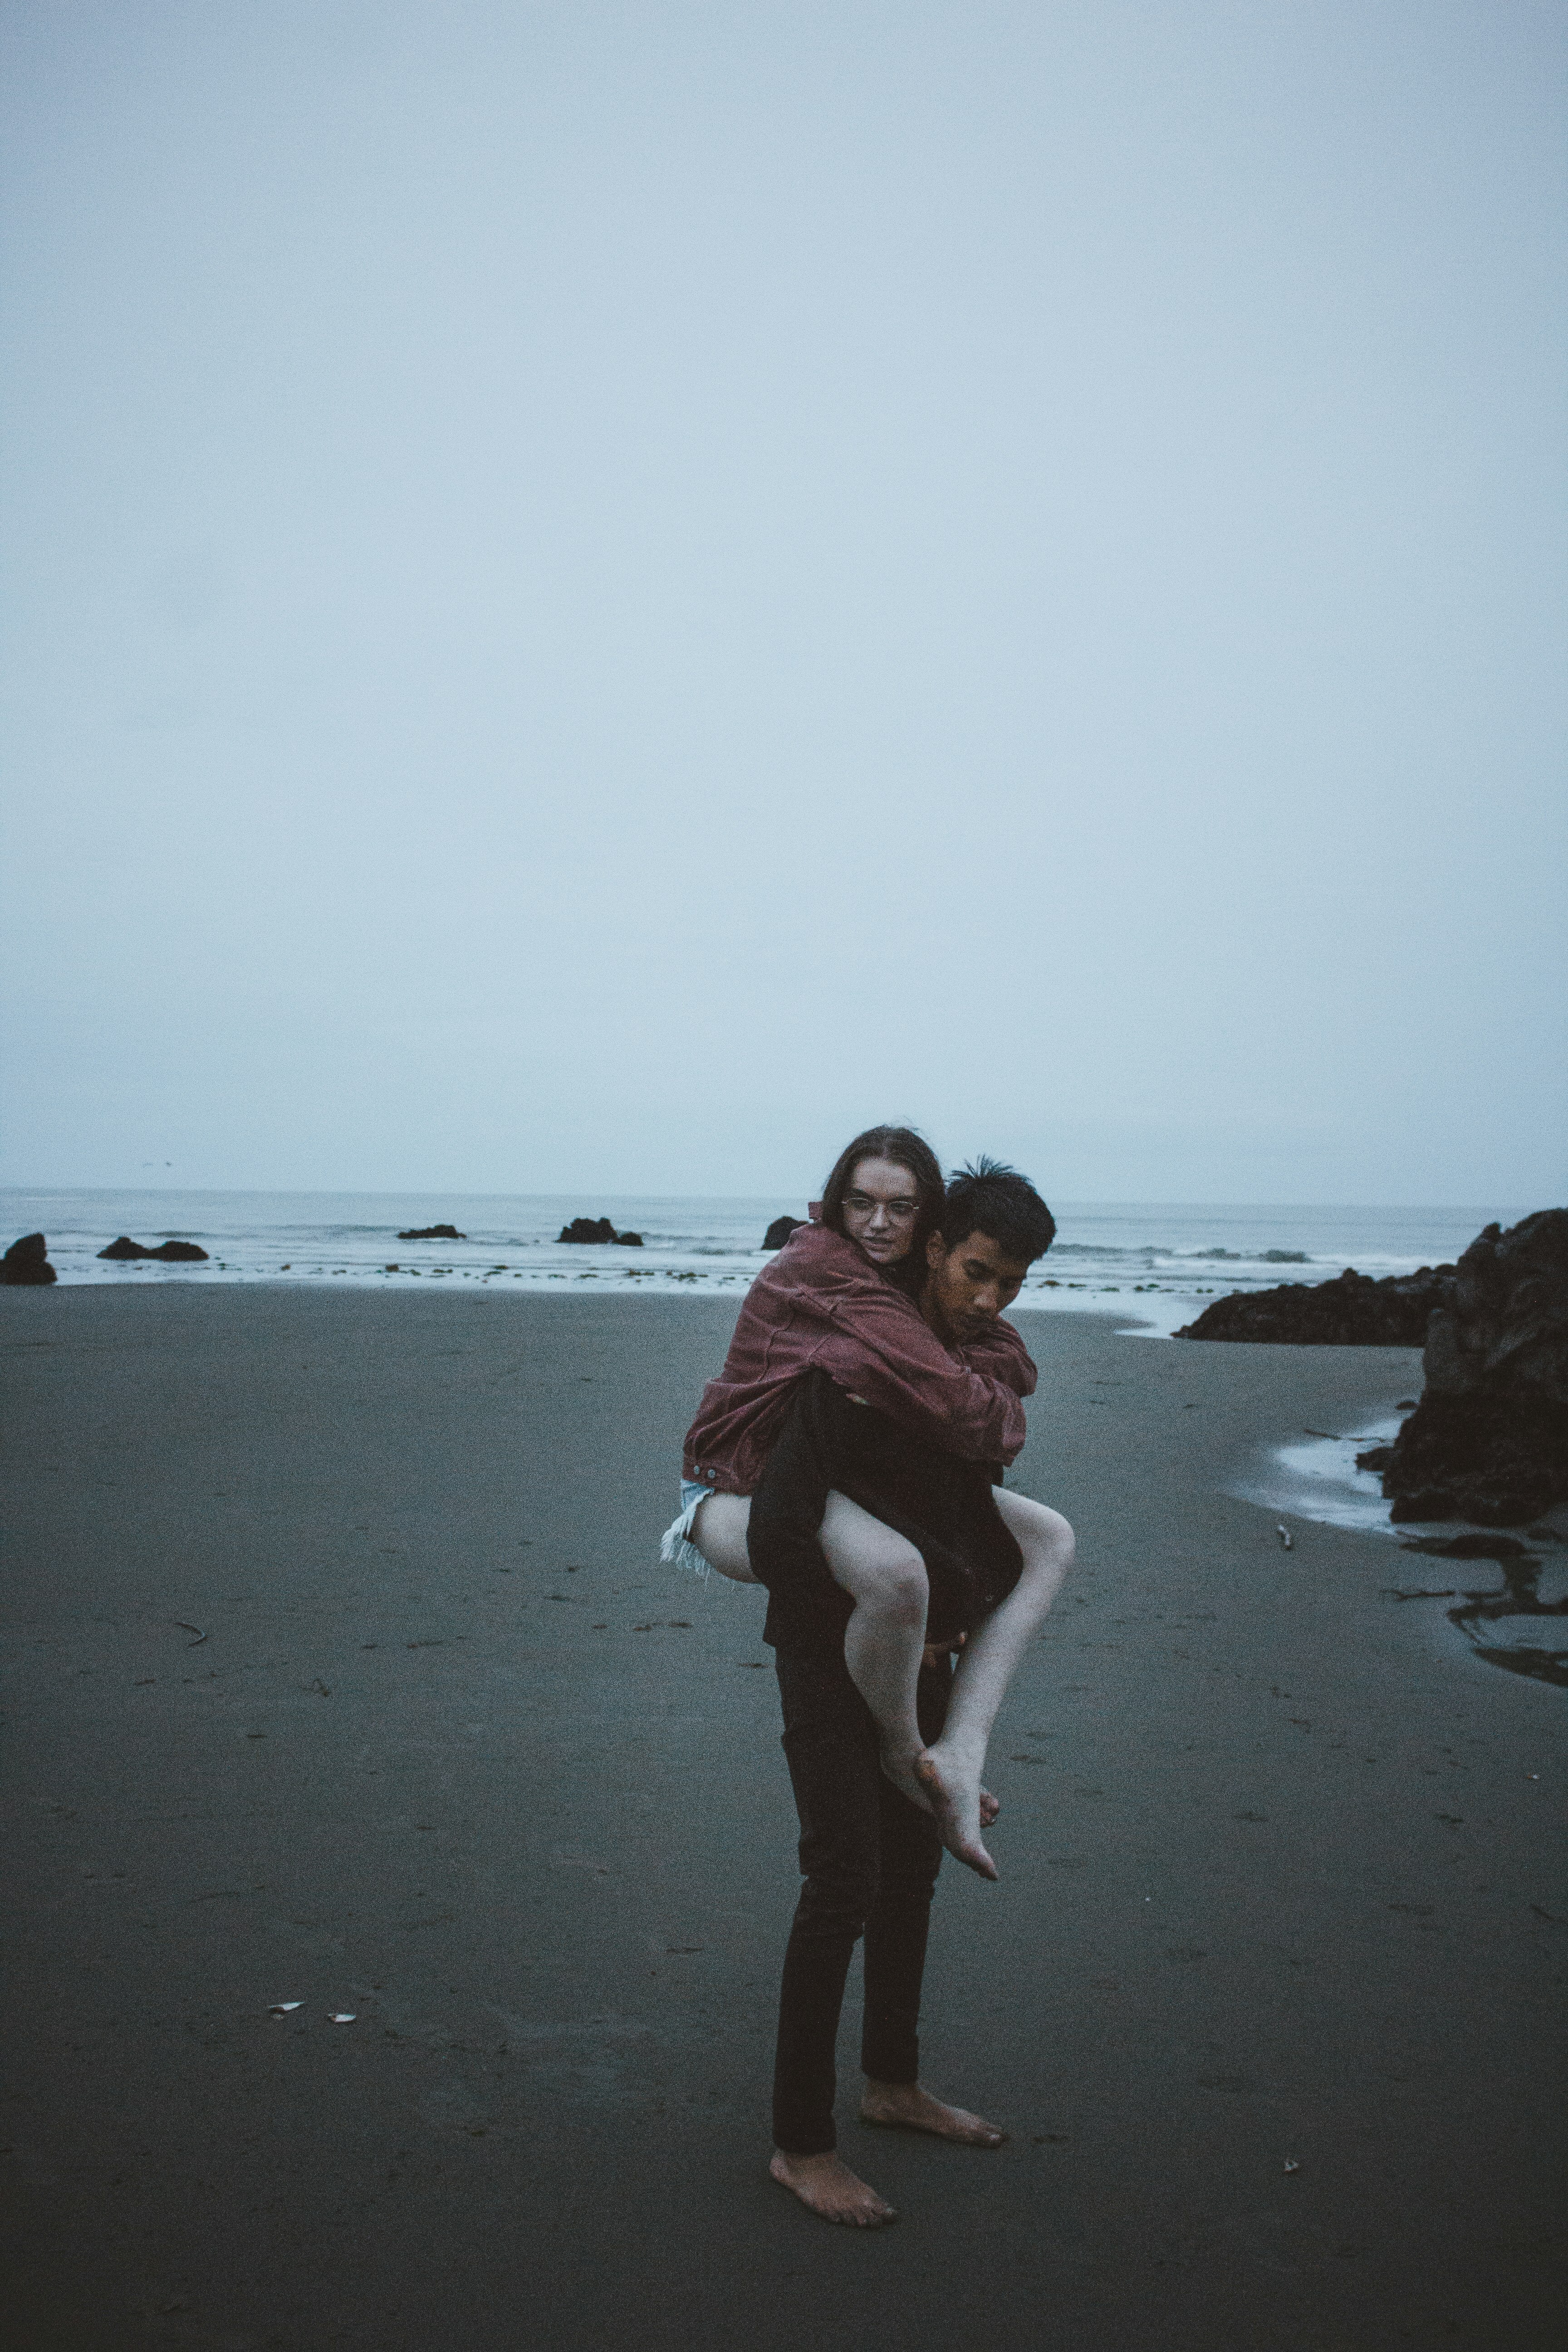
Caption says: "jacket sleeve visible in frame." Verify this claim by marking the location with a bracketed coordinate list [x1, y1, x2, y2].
[803, 1278, 1030, 1464]
[958, 1315, 1037, 1398]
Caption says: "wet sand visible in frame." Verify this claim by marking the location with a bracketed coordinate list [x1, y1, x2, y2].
[3, 1286, 1563, 2352]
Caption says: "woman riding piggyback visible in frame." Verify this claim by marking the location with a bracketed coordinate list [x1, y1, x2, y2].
[670, 1126, 1034, 1521]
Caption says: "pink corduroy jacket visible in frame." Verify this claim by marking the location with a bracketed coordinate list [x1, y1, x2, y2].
[681, 1219, 1036, 1494]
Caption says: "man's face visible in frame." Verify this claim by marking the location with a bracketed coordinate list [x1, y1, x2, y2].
[922, 1227, 1029, 1343]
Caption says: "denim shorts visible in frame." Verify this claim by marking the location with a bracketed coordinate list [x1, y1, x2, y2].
[660, 1478, 716, 1575]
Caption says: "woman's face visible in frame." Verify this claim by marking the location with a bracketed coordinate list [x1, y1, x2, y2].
[840, 1155, 923, 1268]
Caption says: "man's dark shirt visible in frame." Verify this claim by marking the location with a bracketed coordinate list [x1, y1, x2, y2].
[746, 1369, 1025, 1658]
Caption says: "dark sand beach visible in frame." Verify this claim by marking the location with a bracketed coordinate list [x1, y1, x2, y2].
[3, 1286, 1563, 2352]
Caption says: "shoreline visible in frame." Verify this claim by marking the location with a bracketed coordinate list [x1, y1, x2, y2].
[5, 1187, 1517, 1343]
[4, 1286, 1562, 2350]
[0, 1259, 1301, 1337]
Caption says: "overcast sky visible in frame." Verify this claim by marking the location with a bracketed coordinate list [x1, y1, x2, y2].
[2, 1, 1563, 1205]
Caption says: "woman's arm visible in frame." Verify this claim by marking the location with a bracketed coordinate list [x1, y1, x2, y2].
[802, 1265, 1035, 1464]
[681, 1223, 1037, 1490]
[957, 1314, 1037, 1395]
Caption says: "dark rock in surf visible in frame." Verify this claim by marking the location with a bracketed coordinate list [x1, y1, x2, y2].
[764, 1216, 806, 1251]
[398, 1224, 466, 1241]
[558, 1216, 641, 1246]
[1378, 1210, 1568, 1526]
[98, 1235, 208, 1262]
[2, 1232, 57, 1285]
[1175, 1265, 1453, 1346]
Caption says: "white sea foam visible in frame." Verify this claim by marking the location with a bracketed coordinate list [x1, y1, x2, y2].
[1229, 1417, 1408, 1536]
[1228, 1416, 1568, 1688]
[0, 1188, 1519, 1339]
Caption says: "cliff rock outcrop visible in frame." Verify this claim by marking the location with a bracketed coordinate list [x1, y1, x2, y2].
[1377, 1210, 1568, 1525]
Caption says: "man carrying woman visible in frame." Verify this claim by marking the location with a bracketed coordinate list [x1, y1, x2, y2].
[663, 1127, 1074, 2226]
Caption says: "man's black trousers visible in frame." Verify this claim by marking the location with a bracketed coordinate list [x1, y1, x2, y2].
[771, 1646, 950, 2156]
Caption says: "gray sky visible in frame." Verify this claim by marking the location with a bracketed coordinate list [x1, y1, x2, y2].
[3, 1, 1563, 1204]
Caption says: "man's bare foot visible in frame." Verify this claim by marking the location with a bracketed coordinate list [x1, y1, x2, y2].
[980, 1787, 1000, 1827]
[860, 2078, 1006, 2146]
[769, 2148, 898, 2226]
[914, 1743, 997, 1878]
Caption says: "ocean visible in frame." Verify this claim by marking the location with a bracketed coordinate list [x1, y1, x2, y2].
[1, 1188, 1517, 1339]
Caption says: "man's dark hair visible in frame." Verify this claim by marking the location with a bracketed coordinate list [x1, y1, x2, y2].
[938, 1157, 1056, 1265]
[819, 1125, 945, 1290]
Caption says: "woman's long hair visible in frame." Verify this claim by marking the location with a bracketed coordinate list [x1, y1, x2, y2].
[818, 1125, 944, 1295]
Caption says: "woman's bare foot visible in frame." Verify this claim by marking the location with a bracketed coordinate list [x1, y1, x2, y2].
[914, 1742, 996, 1878]
[878, 1753, 996, 1832]
[860, 2079, 1006, 2146]
[878, 1744, 935, 1813]
[880, 1754, 996, 1826]
[769, 2149, 898, 2226]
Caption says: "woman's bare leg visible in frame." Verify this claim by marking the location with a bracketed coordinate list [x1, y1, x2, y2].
[818, 1492, 929, 1803]
[916, 1494, 1075, 1880]
[688, 1493, 759, 1583]
[689, 1491, 931, 1802]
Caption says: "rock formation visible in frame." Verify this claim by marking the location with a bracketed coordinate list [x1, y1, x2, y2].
[763, 1215, 806, 1251]
[1174, 1210, 1568, 1526]
[1175, 1265, 1452, 1346]
[98, 1237, 209, 1261]
[397, 1224, 466, 1241]
[557, 1217, 642, 1246]
[1, 1232, 57, 1285]
[1373, 1210, 1568, 1525]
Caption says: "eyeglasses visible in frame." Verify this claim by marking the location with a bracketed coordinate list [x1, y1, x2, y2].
[843, 1192, 920, 1222]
